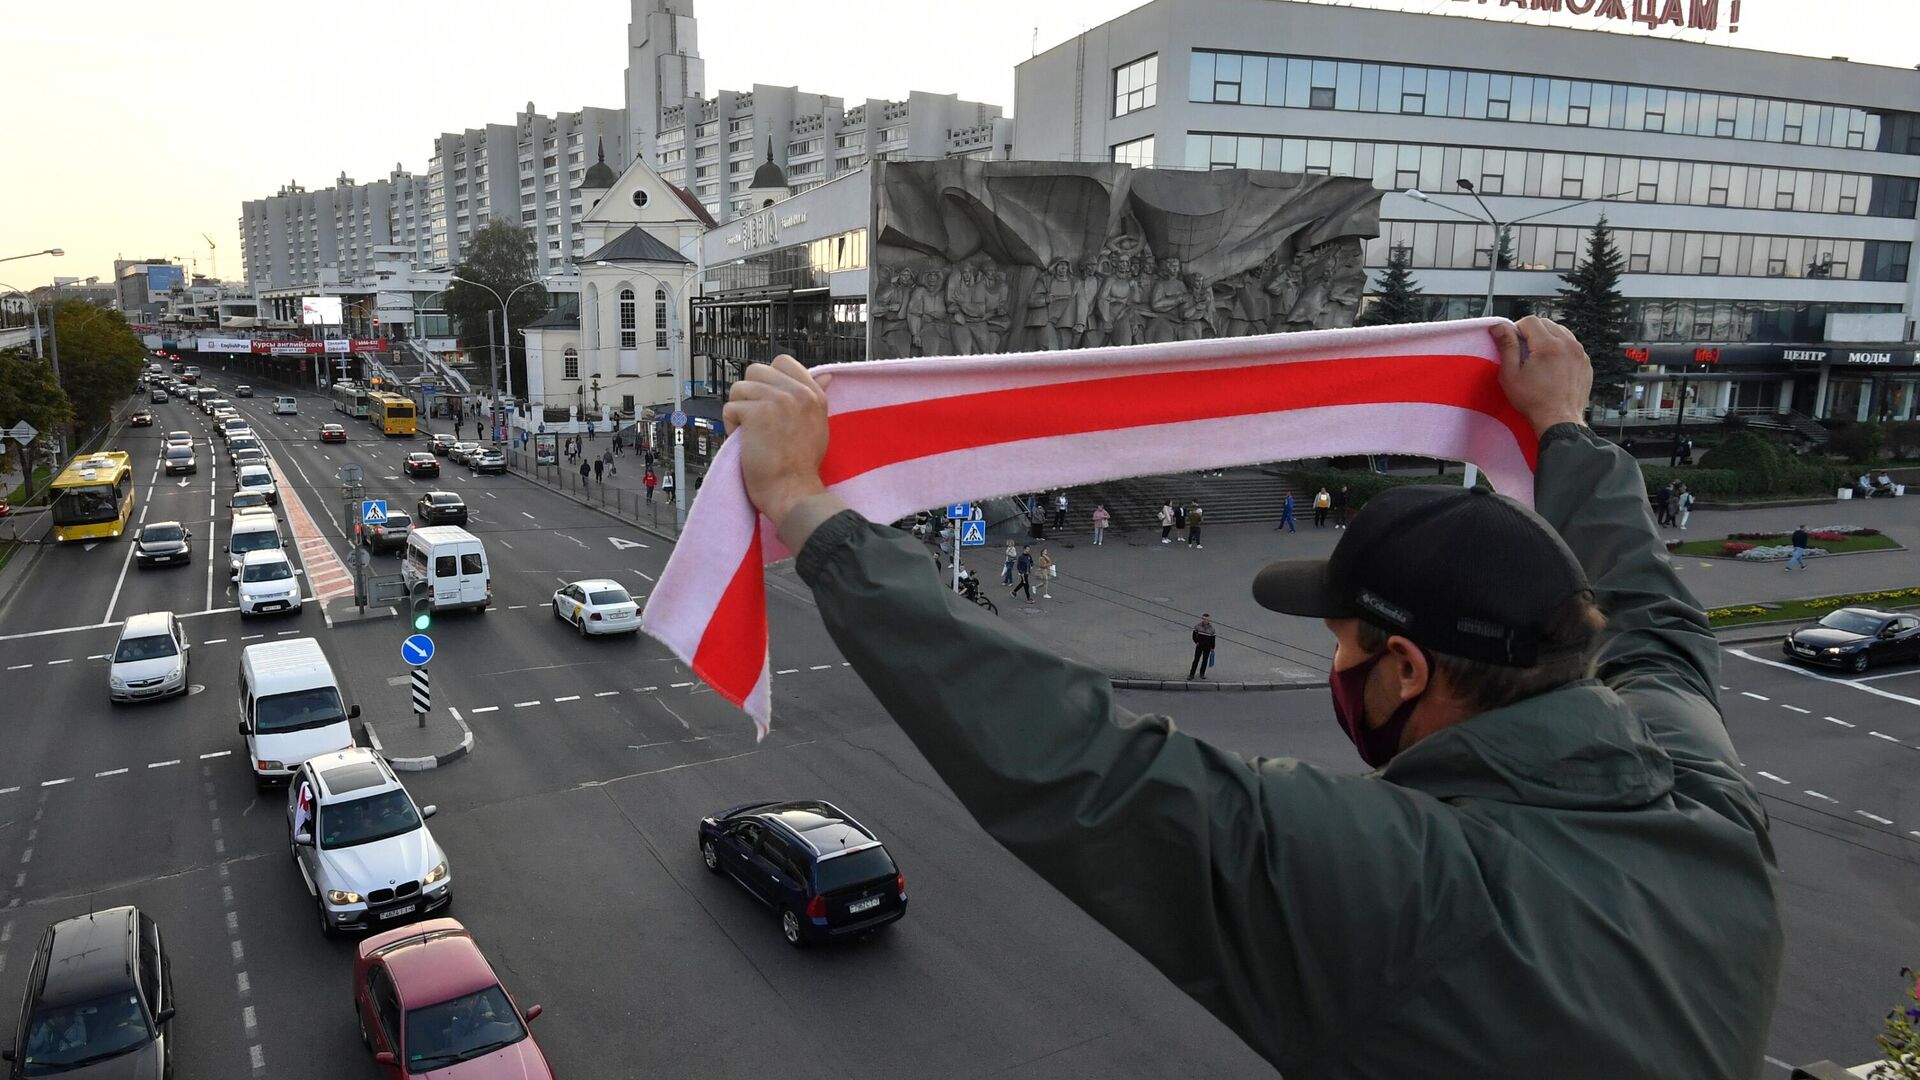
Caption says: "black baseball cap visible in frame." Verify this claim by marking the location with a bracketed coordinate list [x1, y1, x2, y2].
[1253, 486, 1591, 667]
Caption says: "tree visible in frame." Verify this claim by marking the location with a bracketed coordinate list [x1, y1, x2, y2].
[50, 300, 144, 434]
[446, 219, 548, 403]
[1556, 217, 1633, 403]
[0, 349, 73, 482]
[1356, 246, 1426, 326]
[1494, 226, 1515, 271]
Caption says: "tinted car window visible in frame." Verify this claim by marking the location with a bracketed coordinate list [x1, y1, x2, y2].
[815, 846, 897, 893]
[370, 967, 402, 1042]
[402, 985, 527, 1073]
[383, 513, 411, 529]
[113, 633, 179, 663]
[137, 915, 161, 1013]
[242, 560, 293, 583]
[253, 686, 346, 734]
[588, 588, 629, 605]
[140, 525, 184, 543]
[435, 555, 456, 577]
[23, 992, 152, 1071]
[433, 494, 461, 506]
[230, 530, 280, 555]
[318, 790, 421, 848]
[164, 447, 193, 461]
[461, 553, 483, 575]
[760, 836, 803, 881]
[1817, 610, 1883, 635]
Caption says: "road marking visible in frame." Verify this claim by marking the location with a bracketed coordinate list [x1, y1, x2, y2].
[241, 634, 263, 640]
[670, 681, 694, 688]
[513, 701, 540, 708]
[95, 768, 127, 777]
[0, 788, 17, 796]
[638, 685, 658, 692]
[101, 523, 139, 625]
[809, 664, 833, 671]
[1824, 716, 1856, 728]
[1855, 810, 1895, 825]
[44, 658, 70, 665]
[204, 638, 227, 645]
[1780, 704, 1810, 714]
[5, 664, 30, 671]
[1803, 790, 1836, 802]
[1870, 731, 1902, 743]
[594, 690, 620, 697]
[1729, 650, 1920, 707]
[484, 491, 497, 498]
[149, 760, 180, 769]
[471, 706, 499, 714]
[40, 778, 71, 787]
[1755, 771, 1790, 784]
[553, 695, 580, 702]
[276, 629, 298, 635]
[522, 512, 536, 519]
[776, 668, 799, 675]
[626, 569, 655, 582]
[87, 653, 108, 660]
[199, 750, 231, 759]
[1738, 691, 1769, 701]
[508, 604, 526, 610]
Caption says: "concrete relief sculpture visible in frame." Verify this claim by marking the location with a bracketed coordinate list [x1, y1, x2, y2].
[870, 160, 1381, 359]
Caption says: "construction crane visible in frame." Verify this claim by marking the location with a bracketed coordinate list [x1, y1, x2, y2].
[202, 233, 217, 279]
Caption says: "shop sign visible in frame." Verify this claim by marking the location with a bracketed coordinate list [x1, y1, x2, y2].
[1447, 0, 1742, 34]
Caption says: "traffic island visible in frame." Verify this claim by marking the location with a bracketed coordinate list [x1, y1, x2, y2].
[362, 708, 473, 772]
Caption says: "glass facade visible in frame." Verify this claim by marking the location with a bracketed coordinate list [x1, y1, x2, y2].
[1187, 50, 1920, 155]
[1183, 133, 1920, 219]
[1115, 55, 1159, 117]
[1367, 220, 1907, 281]
[692, 297, 868, 394]
[1112, 135, 1156, 168]
[1393, 295, 1899, 344]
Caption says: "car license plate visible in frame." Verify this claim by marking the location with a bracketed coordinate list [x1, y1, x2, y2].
[848, 896, 881, 913]
[378, 904, 416, 920]
[1794, 646, 1813, 655]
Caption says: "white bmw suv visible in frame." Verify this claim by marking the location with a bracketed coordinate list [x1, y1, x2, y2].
[288, 748, 452, 936]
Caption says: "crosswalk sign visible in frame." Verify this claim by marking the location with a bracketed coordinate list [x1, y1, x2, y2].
[361, 499, 388, 525]
[959, 520, 987, 546]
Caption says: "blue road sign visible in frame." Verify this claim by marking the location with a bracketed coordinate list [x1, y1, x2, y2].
[946, 503, 972, 519]
[960, 520, 987, 547]
[422, 385, 436, 396]
[361, 500, 388, 525]
[401, 634, 435, 667]
[669, 411, 688, 428]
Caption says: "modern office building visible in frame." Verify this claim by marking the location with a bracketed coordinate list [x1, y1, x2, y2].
[1015, 0, 1920, 423]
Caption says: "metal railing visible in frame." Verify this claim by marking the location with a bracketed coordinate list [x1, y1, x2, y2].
[505, 448, 685, 539]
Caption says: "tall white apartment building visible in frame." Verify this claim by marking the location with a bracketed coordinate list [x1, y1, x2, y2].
[239, 167, 422, 291]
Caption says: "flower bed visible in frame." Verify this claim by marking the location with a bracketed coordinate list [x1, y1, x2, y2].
[1670, 525, 1899, 561]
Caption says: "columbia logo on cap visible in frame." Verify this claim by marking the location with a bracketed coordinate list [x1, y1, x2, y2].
[1355, 589, 1412, 630]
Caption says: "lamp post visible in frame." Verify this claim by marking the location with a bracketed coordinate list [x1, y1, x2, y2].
[591, 261, 690, 529]
[448, 273, 553, 412]
[0, 248, 62, 265]
[1403, 183, 1632, 317]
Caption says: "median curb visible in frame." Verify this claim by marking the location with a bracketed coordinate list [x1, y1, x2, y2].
[362, 714, 473, 772]
[1111, 677, 1326, 692]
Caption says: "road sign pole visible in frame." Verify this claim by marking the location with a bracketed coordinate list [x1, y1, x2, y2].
[411, 666, 431, 729]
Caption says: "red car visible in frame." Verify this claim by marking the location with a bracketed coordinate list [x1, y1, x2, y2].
[354, 918, 553, 1078]
[320, 424, 348, 443]
[130, 409, 155, 427]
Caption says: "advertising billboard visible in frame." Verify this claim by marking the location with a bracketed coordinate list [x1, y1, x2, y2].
[301, 296, 344, 325]
[145, 265, 185, 295]
[196, 337, 251, 353]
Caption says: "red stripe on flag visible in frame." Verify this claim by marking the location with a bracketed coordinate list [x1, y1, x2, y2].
[820, 352, 1532, 486]
[692, 530, 768, 709]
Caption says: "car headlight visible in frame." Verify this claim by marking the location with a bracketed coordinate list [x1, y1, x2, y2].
[326, 889, 362, 905]
[166, 667, 182, 681]
[423, 861, 449, 885]
[255, 759, 284, 772]
[110, 676, 128, 689]
[1826, 647, 1844, 655]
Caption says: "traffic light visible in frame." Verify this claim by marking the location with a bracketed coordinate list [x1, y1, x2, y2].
[409, 580, 432, 631]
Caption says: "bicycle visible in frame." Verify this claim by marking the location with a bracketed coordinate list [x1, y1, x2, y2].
[956, 581, 999, 615]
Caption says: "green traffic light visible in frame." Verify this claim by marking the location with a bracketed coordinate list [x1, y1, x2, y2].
[413, 611, 431, 631]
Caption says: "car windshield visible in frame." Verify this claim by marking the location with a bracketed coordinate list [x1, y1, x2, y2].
[230, 530, 280, 555]
[254, 686, 346, 734]
[402, 985, 526, 1073]
[21, 992, 152, 1074]
[1817, 610, 1884, 636]
[242, 560, 292, 583]
[167, 432, 189, 442]
[588, 588, 630, 605]
[231, 493, 266, 508]
[382, 513, 412, 530]
[240, 472, 271, 488]
[318, 789, 421, 849]
[165, 448, 192, 460]
[140, 525, 183, 543]
[815, 846, 897, 893]
[112, 633, 178, 663]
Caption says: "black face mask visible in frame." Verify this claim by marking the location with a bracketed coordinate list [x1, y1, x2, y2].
[1328, 650, 1425, 768]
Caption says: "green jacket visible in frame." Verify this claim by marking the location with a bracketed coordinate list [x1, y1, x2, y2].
[796, 424, 1782, 1078]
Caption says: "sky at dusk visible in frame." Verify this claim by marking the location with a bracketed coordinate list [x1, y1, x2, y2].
[0, 0, 1905, 289]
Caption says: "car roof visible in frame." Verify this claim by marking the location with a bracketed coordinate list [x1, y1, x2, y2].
[426, 491, 462, 502]
[238, 463, 272, 476]
[408, 450, 435, 458]
[568, 579, 622, 591]
[753, 800, 877, 858]
[309, 748, 396, 799]
[120, 611, 174, 638]
[37, 907, 140, 1006]
[371, 923, 500, 1007]
[241, 547, 290, 565]
[141, 520, 184, 532]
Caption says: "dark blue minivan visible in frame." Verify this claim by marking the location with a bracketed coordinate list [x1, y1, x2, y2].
[697, 800, 908, 947]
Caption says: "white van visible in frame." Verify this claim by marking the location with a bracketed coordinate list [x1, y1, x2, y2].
[236, 638, 359, 788]
[403, 526, 491, 612]
[273, 395, 298, 415]
[227, 512, 284, 578]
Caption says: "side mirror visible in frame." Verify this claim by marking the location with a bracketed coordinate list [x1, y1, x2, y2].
[223, 545, 230, 553]
[349, 704, 362, 719]
[153, 1006, 176, 1025]
[237, 721, 248, 736]
[523, 1004, 543, 1023]
[420, 805, 437, 819]
[293, 831, 314, 846]
[374, 1052, 397, 1066]
[294, 568, 305, 575]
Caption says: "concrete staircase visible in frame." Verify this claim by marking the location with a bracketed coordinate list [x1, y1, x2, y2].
[1059, 468, 1306, 533]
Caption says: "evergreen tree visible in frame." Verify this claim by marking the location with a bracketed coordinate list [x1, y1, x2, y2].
[446, 219, 549, 401]
[1556, 216, 1633, 401]
[1357, 246, 1426, 326]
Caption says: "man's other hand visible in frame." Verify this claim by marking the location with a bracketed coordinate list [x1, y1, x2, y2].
[1493, 316, 1593, 440]
[722, 355, 834, 529]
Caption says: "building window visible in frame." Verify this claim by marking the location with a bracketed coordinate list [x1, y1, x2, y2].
[654, 288, 668, 348]
[1111, 135, 1155, 169]
[1114, 55, 1158, 116]
[619, 288, 636, 349]
[563, 348, 579, 380]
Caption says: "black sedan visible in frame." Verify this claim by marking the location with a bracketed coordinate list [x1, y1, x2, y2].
[1782, 607, 1920, 673]
[133, 521, 192, 567]
[416, 491, 468, 525]
[403, 451, 440, 478]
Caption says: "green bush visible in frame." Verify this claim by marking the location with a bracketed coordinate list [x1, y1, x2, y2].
[1639, 462, 1850, 498]
[1886, 421, 1920, 461]
[1697, 431, 1786, 483]
[1291, 469, 1488, 509]
[1829, 421, 1887, 465]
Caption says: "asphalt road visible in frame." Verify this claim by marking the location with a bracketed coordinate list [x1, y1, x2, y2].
[0, 373, 1916, 1077]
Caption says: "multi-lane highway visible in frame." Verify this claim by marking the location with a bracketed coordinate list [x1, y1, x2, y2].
[3, 373, 1918, 1076]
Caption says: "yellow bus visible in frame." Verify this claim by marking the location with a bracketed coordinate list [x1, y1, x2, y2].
[49, 451, 136, 542]
[367, 391, 418, 437]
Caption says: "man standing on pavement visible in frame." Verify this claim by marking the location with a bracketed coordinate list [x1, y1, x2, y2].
[1011, 545, 1035, 603]
[1312, 486, 1331, 527]
[1276, 492, 1296, 533]
[1186, 503, 1204, 548]
[594, 457, 605, 483]
[1054, 491, 1069, 530]
[581, 459, 592, 486]
[1786, 524, 1810, 570]
[1158, 501, 1175, 544]
[718, 317, 1782, 1078]
[1188, 614, 1216, 679]
[1332, 485, 1350, 529]
[643, 468, 657, 503]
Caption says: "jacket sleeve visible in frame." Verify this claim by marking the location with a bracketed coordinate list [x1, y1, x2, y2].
[797, 511, 1495, 1071]
[1530, 425, 1767, 838]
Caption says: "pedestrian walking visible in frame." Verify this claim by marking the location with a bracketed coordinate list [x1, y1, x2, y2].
[1675, 486, 1693, 530]
[1333, 486, 1350, 529]
[1651, 484, 1671, 527]
[594, 458, 605, 482]
[1054, 492, 1069, 530]
[1186, 504, 1205, 548]
[1002, 541, 1018, 585]
[1786, 524, 1809, 571]
[1188, 614, 1217, 680]
[1313, 486, 1332, 527]
[1091, 504, 1111, 546]
[1036, 548, 1055, 598]
[1158, 502, 1175, 543]
[1276, 492, 1296, 533]
[1012, 545, 1035, 602]
[643, 469, 657, 503]
[661, 471, 675, 503]
[603, 449, 616, 476]
[580, 460, 592, 485]
[587, 421, 597, 442]
[454, 420, 463, 440]
[613, 433, 623, 456]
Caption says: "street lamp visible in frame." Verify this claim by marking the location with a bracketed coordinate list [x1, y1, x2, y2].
[591, 260, 690, 529]
[448, 272, 555, 413]
[1403, 184, 1632, 317]
[0, 248, 62, 265]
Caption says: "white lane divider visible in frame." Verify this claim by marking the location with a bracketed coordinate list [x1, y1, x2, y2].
[513, 701, 540, 708]
[1739, 691, 1769, 701]
[1755, 771, 1791, 784]
[1825, 716, 1855, 727]
[1803, 790, 1836, 802]
[1856, 810, 1895, 826]
[1780, 704, 1809, 714]
[1870, 731, 1903, 743]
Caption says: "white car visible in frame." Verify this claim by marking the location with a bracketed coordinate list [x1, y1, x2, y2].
[551, 579, 641, 636]
[108, 611, 190, 702]
[288, 748, 452, 936]
[164, 430, 193, 450]
[220, 418, 251, 440]
[235, 462, 278, 505]
[273, 395, 298, 415]
[447, 441, 482, 465]
[237, 549, 303, 616]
